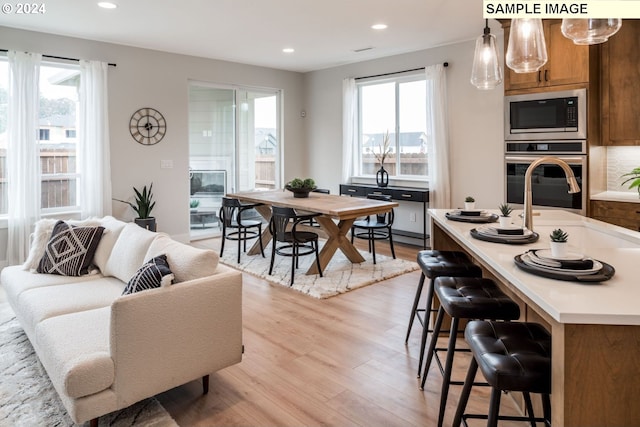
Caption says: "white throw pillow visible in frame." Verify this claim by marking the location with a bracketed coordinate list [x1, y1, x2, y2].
[144, 234, 219, 283]
[102, 223, 158, 283]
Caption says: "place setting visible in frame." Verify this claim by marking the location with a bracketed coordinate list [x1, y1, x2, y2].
[469, 223, 539, 244]
[513, 228, 615, 282]
[445, 197, 499, 223]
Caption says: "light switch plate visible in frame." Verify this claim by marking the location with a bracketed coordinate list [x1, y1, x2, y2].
[161, 160, 173, 169]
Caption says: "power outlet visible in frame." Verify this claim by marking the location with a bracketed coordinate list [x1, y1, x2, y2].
[409, 212, 417, 222]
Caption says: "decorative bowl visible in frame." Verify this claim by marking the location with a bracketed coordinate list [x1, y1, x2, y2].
[285, 185, 314, 198]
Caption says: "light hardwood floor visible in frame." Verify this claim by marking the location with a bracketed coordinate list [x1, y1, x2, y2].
[157, 238, 526, 426]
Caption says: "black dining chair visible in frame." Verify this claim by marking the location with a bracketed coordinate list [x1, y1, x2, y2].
[305, 188, 330, 227]
[219, 197, 265, 263]
[269, 206, 323, 286]
[350, 194, 395, 264]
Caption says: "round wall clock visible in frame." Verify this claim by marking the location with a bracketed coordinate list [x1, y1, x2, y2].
[129, 107, 167, 145]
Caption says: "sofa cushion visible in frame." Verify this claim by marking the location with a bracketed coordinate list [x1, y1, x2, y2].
[102, 223, 158, 283]
[144, 234, 219, 283]
[93, 216, 127, 274]
[122, 255, 174, 295]
[35, 307, 114, 399]
[18, 277, 124, 331]
[37, 221, 105, 276]
[23, 218, 103, 271]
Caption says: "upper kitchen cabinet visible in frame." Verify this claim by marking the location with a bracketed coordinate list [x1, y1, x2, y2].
[503, 20, 590, 92]
[601, 20, 640, 146]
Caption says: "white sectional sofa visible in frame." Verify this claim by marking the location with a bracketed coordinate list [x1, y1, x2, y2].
[1, 216, 243, 426]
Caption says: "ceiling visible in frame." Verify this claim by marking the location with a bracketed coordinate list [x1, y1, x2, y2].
[0, 0, 488, 73]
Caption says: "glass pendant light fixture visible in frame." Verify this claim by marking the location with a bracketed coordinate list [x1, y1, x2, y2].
[470, 19, 503, 90]
[561, 19, 622, 45]
[506, 18, 547, 73]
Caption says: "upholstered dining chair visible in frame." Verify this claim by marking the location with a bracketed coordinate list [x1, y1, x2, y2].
[219, 197, 265, 263]
[268, 206, 323, 286]
[350, 193, 395, 264]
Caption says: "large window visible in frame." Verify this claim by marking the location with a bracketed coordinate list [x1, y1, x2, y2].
[0, 59, 80, 214]
[358, 74, 427, 179]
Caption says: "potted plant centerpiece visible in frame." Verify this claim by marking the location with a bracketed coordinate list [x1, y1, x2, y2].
[114, 183, 157, 231]
[621, 167, 640, 198]
[498, 203, 513, 228]
[285, 178, 317, 198]
[549, 228, 569, 258]
[464, 196, 476, 210]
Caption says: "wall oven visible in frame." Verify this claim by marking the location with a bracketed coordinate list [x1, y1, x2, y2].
[505, 141, 587, 215]
[505, 88, 586, 141]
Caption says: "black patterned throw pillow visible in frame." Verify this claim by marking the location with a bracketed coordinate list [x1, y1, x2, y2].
[37, 220, 105, 276]
[122, 254, 174, 295]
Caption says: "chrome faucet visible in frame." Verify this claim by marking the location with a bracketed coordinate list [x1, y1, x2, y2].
[523, 156, 581, 231]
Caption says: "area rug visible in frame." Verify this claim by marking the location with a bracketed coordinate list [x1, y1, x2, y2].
[0, 302, 178, 427]
[219, 242, 419, 299]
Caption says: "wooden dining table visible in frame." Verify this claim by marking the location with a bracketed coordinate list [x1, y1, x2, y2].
[226, 189, 398, 275]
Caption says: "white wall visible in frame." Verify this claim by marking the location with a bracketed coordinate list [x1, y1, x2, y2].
[303, 36, 505, 211]
[0, 26, 305, 256]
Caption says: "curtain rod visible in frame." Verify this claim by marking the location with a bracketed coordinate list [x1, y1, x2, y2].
[0, 49, 116, 67]
[355, 62, 448, 80]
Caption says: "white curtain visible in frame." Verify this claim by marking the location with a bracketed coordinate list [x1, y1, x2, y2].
[342, 77, 358, 183]
[7, 51, 42, 265]
[79, 60, 112, 218]
[425, 64, 451, 209]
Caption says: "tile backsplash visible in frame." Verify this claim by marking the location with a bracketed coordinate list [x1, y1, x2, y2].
[607, 147, 640, 192]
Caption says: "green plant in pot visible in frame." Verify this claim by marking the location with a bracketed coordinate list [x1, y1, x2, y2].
[190, 199, 200, 212]
[114, 183, 157, 231]
[285, 178, 317, 198]
[464, 196, 475, 210]
[498, 203, 513, 228]
[621, 167, 640, 198]
[549, 228, 569, 258]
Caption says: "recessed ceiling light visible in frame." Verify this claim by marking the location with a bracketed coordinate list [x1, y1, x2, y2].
[97, 2, 117, 9]
[282, 48, 295, 54]
[371, 24, 388, 30]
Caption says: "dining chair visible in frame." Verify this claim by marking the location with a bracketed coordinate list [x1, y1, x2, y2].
[350, 193, 395, 264]
[305, 188, 330, 227]
[219, 197, 265, 263]
[269, 206, 323, 286]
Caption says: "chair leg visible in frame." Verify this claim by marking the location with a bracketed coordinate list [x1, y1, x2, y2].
[237, 231, 242, 264]
[436, 316, 460, 427]
[487, 387, 502, 427]
[405, 273, 426, 343]
[269, 242, 276, 275]
[371, 233, 377, 264]
[258, 224, 265, 257]
[314, 240, 323, 277]
[290, 243, 296, 286]
[202, 375, 210, 394]
[523, 392, 537, 427]
[89, 418, 98, 427]
[388, 227, 396, 259]
[417, 278, 437, 377]
[452, 357, 478, 427]
[420, 306, 444, 384]
[220, 226, 226, 256]
[351, 227, 354, 244]
[542, 393, 552, 427]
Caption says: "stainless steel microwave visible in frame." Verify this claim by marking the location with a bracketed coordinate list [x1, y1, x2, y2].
[504, 89, 586, 141]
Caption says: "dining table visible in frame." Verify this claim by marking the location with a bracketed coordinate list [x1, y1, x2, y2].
[226, 189, 398, 274]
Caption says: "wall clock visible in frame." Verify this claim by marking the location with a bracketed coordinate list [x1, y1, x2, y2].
[129, 107, 167, 145]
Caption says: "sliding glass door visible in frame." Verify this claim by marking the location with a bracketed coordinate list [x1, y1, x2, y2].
[188, 83, 280, 240]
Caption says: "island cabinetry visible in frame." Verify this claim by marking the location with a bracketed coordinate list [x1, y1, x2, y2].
[503, 20, 590, 92]
[601, 20, 640, 146]
[590, 199, 640, 231]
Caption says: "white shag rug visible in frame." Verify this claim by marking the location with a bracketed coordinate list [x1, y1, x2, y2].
[0, 303, 178, 427]
[219, 241, 419, 299]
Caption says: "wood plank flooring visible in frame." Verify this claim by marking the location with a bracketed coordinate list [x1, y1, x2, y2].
[157, 238, 527, 426]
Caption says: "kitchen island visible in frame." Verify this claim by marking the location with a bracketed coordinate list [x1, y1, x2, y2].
[429, 209, 640, 427]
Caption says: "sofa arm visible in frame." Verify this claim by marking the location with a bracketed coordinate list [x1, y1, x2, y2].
[110, 267, 242, 406]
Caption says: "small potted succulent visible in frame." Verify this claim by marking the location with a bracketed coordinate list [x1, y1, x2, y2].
[464, 196, 476, 210]
[549, 228, 569, 258]
[285, 177, 317, 198]
[190, 199, 200, 213]
[498, 203, 513, 228]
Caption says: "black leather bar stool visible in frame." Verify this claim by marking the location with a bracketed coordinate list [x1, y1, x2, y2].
[406, 250, 482, 378]
[453, 320, 552, 427]
[421, 277, 521, 427]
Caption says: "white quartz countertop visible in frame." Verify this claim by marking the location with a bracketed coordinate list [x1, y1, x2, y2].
[429, 209, 640, 326]
[591, 191, 640, 203]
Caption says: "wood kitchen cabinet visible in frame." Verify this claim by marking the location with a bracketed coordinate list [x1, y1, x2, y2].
[590, 200, 640, 231]
[504, 20, 590, 92]
[601, 20, 640, 146]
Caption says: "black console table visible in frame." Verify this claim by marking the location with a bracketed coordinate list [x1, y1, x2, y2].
[339, 184, 429, 248]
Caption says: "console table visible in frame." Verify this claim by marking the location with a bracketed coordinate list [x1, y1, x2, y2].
[339, 184, 429, 248]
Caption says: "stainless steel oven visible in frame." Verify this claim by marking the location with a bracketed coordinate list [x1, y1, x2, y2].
[505, 141, 586, 215]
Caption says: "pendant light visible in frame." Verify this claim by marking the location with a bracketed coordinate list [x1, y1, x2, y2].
[561, 19, 622, 45]
[470, 19, 503, 90]
[506, 18, 547, 73]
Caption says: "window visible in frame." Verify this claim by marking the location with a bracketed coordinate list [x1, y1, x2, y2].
[358, 74, 427, 180]
[0, 58, 80, 215]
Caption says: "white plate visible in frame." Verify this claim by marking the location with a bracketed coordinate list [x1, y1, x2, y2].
[534, 249, 585, 261]
[476, 224, 533, 238]
[521, 253, 603, 275]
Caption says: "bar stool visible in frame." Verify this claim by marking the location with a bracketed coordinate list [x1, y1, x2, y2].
[406, 250, 482, 377]
[420, 276, 521, 427]
[452, 320, 552, 427]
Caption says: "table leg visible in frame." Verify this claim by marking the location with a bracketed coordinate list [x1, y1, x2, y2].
[246, 204, 272, 256]
[307, 217, 364, 275]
